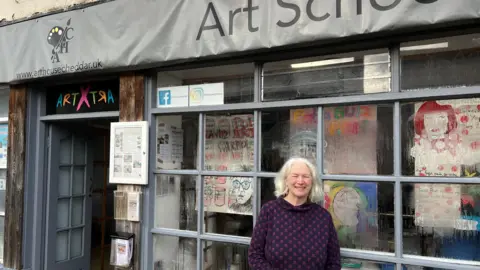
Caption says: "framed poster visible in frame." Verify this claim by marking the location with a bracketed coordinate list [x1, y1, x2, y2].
[109, 121, 149, 185]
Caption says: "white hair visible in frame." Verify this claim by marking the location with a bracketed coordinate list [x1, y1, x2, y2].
[274, 157, 323, 203]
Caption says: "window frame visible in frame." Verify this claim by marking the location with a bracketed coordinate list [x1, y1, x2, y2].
[144, 37, 480, 270]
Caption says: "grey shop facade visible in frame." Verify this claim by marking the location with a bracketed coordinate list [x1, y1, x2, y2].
[2, 0, 480, 270]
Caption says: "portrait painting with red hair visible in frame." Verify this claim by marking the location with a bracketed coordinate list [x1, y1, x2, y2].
[410, 100, 468, 177]
[414, 101, 457, 138]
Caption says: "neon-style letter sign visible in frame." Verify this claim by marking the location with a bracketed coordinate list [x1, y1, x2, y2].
[56, 86, 116, 111]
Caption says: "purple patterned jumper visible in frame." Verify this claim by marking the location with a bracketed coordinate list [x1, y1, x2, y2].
[248, 197, 341, 270]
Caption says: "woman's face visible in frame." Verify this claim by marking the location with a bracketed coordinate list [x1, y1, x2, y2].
[286, 162, 313, 200]
[424, 111, 448, 138]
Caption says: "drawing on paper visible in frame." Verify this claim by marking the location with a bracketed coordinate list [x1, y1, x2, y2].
[202, 176, 253, 215]
[227, 177, 253, 214]
[411, 100, 480, 176]
[199, 114, 255, 215]
[414, 183, 461, 228]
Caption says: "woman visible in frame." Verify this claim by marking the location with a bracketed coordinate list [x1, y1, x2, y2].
[248, 157, 341, 270]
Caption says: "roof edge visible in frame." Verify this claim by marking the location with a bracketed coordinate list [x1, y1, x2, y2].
[0, 0, 115, 27]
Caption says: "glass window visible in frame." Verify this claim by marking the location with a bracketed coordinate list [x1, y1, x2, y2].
[324, 104, 394, 175]
[203, 241, 250, 270]
[341, 258, 396, 269]
[261, 108, 317, 172]
[325, 181, 394, 253]
[0, 87, 8, 118]
[153, 235, 197, 269]
[404, 266, 450, 270]
[203, 176, 253, 237]
[401, 34, 480, 91]
[0, 168, 4, 265]
[262, 49, 390, 101]
[402, 97, 480, 177]
[157, 63, 254, 106]
[156, 114, 198, 170]
[402, 183, 480, 261]
[260, 178, 395, 253]
[259, 178, 276, 207]
[154, 175, 197, 231]
[204, 112, 254, 172]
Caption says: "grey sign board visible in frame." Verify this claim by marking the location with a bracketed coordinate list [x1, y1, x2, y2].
[0, 0, 479, 83]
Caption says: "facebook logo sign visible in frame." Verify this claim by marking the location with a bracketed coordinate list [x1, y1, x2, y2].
[158, 90, 171, 105]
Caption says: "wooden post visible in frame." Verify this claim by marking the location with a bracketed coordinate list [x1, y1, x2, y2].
[4, 85, 27, 269]
[116, 73, 144, 270]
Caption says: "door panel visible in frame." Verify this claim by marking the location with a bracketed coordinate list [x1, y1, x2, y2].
[45, 125, 93, 270]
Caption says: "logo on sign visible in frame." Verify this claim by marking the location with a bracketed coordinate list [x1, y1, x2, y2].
[47, 18, 74, 63]
[158, 90, 172, 105]
[56, 85, 115, 111]
[190, 87, 204, 103]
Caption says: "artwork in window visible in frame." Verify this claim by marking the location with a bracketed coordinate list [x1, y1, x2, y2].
[202, 177, 253, 215]
[156, 115, 184, 170]
[413, 184, 463, 229]
[0, 124, 7, 169]
[410, 99, 480, 176]
[324, 181, 379, 250]
[289, 108, 317, 164]
[200, 114, 254, 215]
[204, 114, 254, 172]
[324, 105, 378, 174]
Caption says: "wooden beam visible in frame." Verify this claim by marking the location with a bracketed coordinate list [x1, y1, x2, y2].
[4, 85, 27, 269]
[117, 73, 144, 270]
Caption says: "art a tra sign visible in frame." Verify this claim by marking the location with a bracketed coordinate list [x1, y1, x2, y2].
[47, 80, 119, 114]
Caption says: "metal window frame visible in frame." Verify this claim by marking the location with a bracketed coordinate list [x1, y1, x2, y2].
[146, 42, 480, 270]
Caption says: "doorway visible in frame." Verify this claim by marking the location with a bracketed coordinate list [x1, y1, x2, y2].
[44, 118, 117, 270]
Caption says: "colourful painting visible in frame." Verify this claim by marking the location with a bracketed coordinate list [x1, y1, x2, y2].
[324, 181, 378, 249]
[323, 105, 378, 174]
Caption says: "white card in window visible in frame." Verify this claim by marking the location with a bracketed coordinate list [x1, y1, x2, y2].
[0, 178, 5, 190]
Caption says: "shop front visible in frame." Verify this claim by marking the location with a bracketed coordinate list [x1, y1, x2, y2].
[148, 35, 480, 270]
[1, 1, 480, 270]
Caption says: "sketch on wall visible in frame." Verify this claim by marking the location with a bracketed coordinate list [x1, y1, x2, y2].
[324, 181, 378, 249]
[200, 114, 254, 215]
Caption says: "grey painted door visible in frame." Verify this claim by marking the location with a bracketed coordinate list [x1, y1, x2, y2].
[45, 125, 93, 270]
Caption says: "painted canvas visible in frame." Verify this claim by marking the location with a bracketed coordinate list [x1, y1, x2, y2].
[323, 105, 378, 174]
[324, 181, 378, 249]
